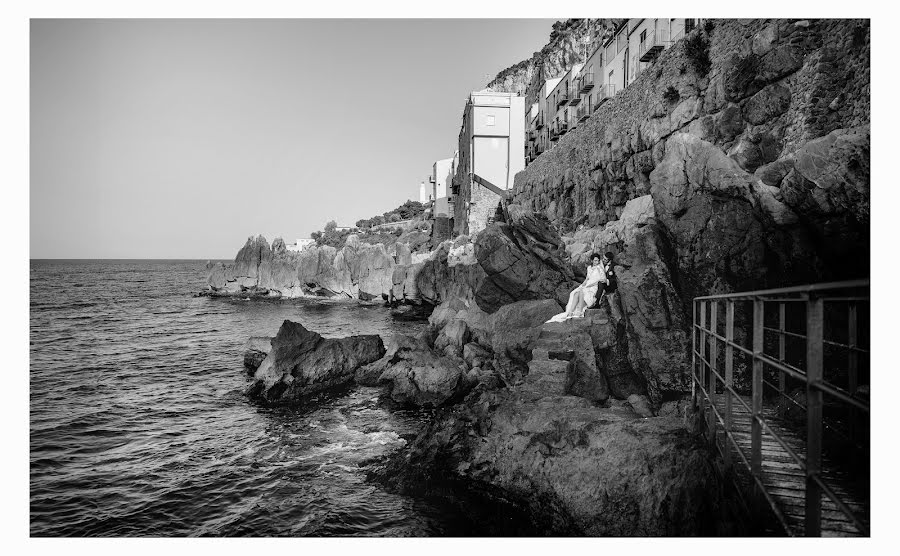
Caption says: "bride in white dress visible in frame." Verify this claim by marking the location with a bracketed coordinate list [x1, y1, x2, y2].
[546, 253, 607, 323]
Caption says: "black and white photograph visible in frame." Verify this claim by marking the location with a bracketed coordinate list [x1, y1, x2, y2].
[11, 0, 888, 547]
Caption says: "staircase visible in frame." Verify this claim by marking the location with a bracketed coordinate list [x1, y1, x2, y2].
[524, 308, 610, 396]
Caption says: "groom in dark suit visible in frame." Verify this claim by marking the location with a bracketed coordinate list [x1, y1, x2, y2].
[590, 252, 617, 309]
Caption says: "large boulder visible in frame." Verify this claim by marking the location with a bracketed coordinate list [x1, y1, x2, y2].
[376, 388, 723, 535]
[246, 320, 385, 404]
[649, 132, 814, 299]
[357, 334, 471, 407]
[778, 125, 870, 273]
[474, 206, 578, 313]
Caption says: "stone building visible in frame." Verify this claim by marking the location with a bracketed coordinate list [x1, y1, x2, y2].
[451, 91, 526, 237]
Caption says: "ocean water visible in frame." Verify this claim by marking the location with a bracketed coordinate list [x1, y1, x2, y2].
[29, 260, 464, 537]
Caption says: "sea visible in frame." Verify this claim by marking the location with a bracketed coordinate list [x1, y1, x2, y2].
[29, 259, 471, 537]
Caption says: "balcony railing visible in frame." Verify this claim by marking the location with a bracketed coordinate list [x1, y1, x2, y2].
[639, 29, 670, 62]
[569, 89, 582, 106]
[535, 113, 545, 129]
[692, 280, 870, 537]
[556, 91, 569, 107]
[579, 72, 594, 93]
[596, 83, 615, 108]
[577, 102, 590, 122]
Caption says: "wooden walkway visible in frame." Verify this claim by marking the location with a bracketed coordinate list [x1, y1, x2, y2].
[705, 394, 869, 536]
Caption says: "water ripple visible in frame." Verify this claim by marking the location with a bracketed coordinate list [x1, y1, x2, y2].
[30, 260, 461, 537]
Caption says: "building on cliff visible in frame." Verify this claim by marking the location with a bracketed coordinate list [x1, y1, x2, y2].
[526, 19, 704, 163]
[529, 77, 561, 165]
[286, 238, 315, 252]
[547, 63, 584, 143]
[451, 91, 525, 237]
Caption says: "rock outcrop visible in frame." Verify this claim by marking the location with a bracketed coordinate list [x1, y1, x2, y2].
[205, 234, 434, 303]
[246, 320, 385, 404]
[375, 386, 723, 536]
[414, 205, 577, 314]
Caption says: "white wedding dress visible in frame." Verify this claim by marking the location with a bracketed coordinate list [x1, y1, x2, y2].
[545, 264, 606, 323]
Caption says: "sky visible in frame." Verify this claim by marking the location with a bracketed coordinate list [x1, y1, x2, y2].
[29, 18, 557, 259]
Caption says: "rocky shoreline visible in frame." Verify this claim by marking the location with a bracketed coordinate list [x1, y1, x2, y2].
[230, 206, 731, 534]
[209, 18, 868, 535]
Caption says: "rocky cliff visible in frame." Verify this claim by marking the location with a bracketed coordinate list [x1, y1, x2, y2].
[205, 234, 431, 302]
[512, 18, 869, 396]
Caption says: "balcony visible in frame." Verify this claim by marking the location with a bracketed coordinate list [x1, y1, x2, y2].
[535, 112, 545, 129]
[568, 83, 582, 106]
[639, 29, 670, 62]
[596, 84, 615, 108]
[556, 91, 569, 107]
[558, 120, 569, 136]
[577, 103, 590, 122]
[579, 72, 594, 93]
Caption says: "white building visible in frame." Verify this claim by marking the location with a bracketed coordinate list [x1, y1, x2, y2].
[286, 238, 316, 252]
[432, 157, 454, 218]
[419, 181, 433, 204]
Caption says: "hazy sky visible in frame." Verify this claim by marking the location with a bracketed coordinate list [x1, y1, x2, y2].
[30, 18, 557, 259]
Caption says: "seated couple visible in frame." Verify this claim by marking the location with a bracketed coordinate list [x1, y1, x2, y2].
[546, 252, 616, 323]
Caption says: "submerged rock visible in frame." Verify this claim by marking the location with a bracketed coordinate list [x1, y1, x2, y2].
[245, 320, 385, 404]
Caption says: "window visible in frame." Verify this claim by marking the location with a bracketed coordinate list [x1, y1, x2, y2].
[617, 30, 626, 52]
[640, 29, 647, 44]
[605, 44, 615, 66]
[485, 115, 495, 126]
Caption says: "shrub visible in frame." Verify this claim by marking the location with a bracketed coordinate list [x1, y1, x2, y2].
[684, 33, 711, 76]
[663, 86, 680, 104]
[703, 20, 715, 35]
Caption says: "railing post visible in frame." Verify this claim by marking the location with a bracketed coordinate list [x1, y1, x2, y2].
[806, 295, 824, 536]
[779, 302, 787, 401]
[699, 301, 708, 419]
[751, 299, 764, 504]
[848, 301, 859, 441]
[708, 301, 718, 447]
[691, 300, 697, 408]
[724, 300, 735, 469]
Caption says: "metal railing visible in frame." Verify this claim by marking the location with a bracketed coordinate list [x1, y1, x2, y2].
[692, 280, 870, 536]
[556, 90, 569, 107]
[639, 29, 671, 61]
[579, 71, 594, 92]
[595, 84, 615, 108]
